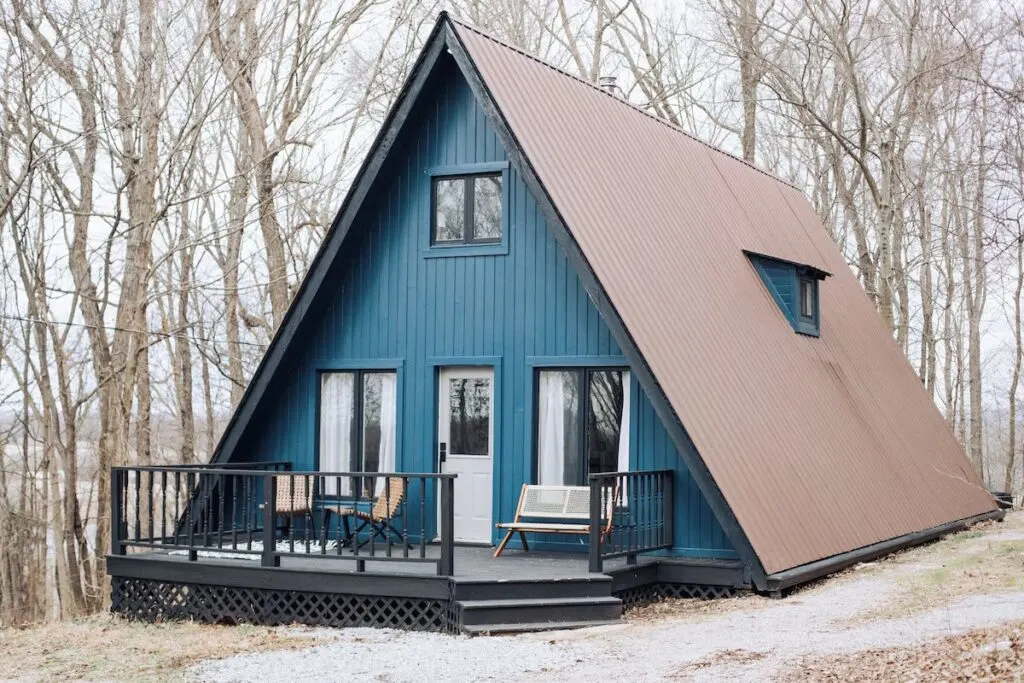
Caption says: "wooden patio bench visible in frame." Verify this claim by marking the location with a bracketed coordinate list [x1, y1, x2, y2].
[493, 483, 618, 557]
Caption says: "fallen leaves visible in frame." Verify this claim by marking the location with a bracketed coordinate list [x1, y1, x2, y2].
[780, 622, 1024, 682]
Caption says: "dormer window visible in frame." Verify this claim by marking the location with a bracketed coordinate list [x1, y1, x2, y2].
[799, 277, 816, 319]
[796, 273, 819, 336]
[747, 252, 827, 338]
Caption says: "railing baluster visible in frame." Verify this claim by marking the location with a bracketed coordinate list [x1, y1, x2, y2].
[123, 471, 129, 548]
[303, 476, 311, 555]
[160, 470, 167, 545]
[133, 470, 141, 541]
[245, 476, 253, 550]
[401, 477, 409, 559]
[335, 476, 343, 556]
[204, 474, 212, 548]
[287, 475, 295, 553]
[644, 473, 651, 550]
[231, 475, 239, 550]
[642, 473, 649, 558]
[385, 478, 392, 558]
[174, 470, 181, 546]
[317, 476, 326, 555]
[146, 471, 154, 542]
[218, 473, 225, 549]
[419, 478, 426, 559]
[663, 471, 673, 550]
[368, 480, 376, 559]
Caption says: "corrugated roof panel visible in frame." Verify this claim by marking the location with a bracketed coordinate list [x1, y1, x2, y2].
[451, 18, 995, 575]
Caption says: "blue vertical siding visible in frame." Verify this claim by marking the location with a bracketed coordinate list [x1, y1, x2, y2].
[232, 57, 735, 557]
[760, 260, 796, 315]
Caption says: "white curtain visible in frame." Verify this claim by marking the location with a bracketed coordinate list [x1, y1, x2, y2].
[618, 371, 631, 503]
[538, 372, 566, 485]
[374, 373, 397, 496]
[320, 372, 354, 495]
[617, 371, 631, 472]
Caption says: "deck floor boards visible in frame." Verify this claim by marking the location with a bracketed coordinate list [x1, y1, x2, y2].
[131, 544, 646, 580]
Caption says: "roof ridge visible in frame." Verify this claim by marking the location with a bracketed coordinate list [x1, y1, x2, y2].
[446, 15, 801, 192]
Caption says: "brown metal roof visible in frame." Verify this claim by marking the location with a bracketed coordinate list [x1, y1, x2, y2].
[450, 18, 997, 575]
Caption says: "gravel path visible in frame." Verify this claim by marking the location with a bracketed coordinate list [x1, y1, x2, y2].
[191, 570, 1024, 682]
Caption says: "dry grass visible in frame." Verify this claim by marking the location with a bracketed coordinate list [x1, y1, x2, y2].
[0, 615, 319, 682]
[780, 622, 1024, 682]
[841, 517, 1024, 624]
[624, 514, 1024, 628]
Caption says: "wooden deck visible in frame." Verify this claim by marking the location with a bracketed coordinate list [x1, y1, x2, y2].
[108, 544, 747, 634]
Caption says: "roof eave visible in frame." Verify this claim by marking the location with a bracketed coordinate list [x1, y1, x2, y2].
[764, 507, 1003, 592]
[742, 249, 832, 279]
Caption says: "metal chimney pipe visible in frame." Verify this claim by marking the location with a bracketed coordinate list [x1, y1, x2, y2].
[598, 75, 618, 96]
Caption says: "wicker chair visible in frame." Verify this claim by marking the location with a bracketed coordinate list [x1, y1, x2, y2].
[262, 475, 318, 538]
[335, 476, 406, 547]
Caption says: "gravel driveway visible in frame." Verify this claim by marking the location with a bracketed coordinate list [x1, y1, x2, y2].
[190, 520, 1024, 682]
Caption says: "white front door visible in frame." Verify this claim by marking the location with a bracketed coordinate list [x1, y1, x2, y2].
[438, 367, 494, 543]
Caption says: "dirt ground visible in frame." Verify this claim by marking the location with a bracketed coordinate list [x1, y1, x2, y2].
[4, 512, 1023, 682]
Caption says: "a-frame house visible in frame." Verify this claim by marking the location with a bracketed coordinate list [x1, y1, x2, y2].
[108, 13, 1000, 633]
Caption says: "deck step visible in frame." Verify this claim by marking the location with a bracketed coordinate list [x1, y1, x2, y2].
[461, 619, 622, 635]
[452, 576, 612, 601]
[457, 596, 622, 629]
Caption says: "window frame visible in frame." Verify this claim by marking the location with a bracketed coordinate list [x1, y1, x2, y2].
[315, 368, 398, 482]
[795, 268, 820, 337]
[430, 172, 503, 246]
[532, 365, 631, 487]
[798, 276, 816, 320]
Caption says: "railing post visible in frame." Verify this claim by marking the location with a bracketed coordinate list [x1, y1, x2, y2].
[262, 473, 280, 567]
[589, 475, 602, 573]
[663, 470, 674, 550]
[187, 471, 197, 561]
[626, 473, 637, 565]
[438, 476, 455, 576]
[111, 468, 125, 556]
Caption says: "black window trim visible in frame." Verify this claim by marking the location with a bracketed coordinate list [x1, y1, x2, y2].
[430, 172, 503, 246]
[315, 368, 397, 477]
[532, 366, 629, 487]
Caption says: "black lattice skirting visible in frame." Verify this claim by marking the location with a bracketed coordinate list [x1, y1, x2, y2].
[111, 577, 453, 632]
[615, 582, 737, 611]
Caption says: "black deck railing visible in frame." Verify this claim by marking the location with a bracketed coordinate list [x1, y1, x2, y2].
[588, 469, 674, 572]
[111, 465, 457, 576]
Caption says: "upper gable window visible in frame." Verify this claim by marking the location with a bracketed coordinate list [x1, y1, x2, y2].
[433, 173, 502, 245]
[748, 252, 826, 338]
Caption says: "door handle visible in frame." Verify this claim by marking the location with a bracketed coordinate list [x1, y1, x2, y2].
[439, 442, 447, 465]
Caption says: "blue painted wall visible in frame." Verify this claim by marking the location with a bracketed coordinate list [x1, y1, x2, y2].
[230, 56, 735, 558]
